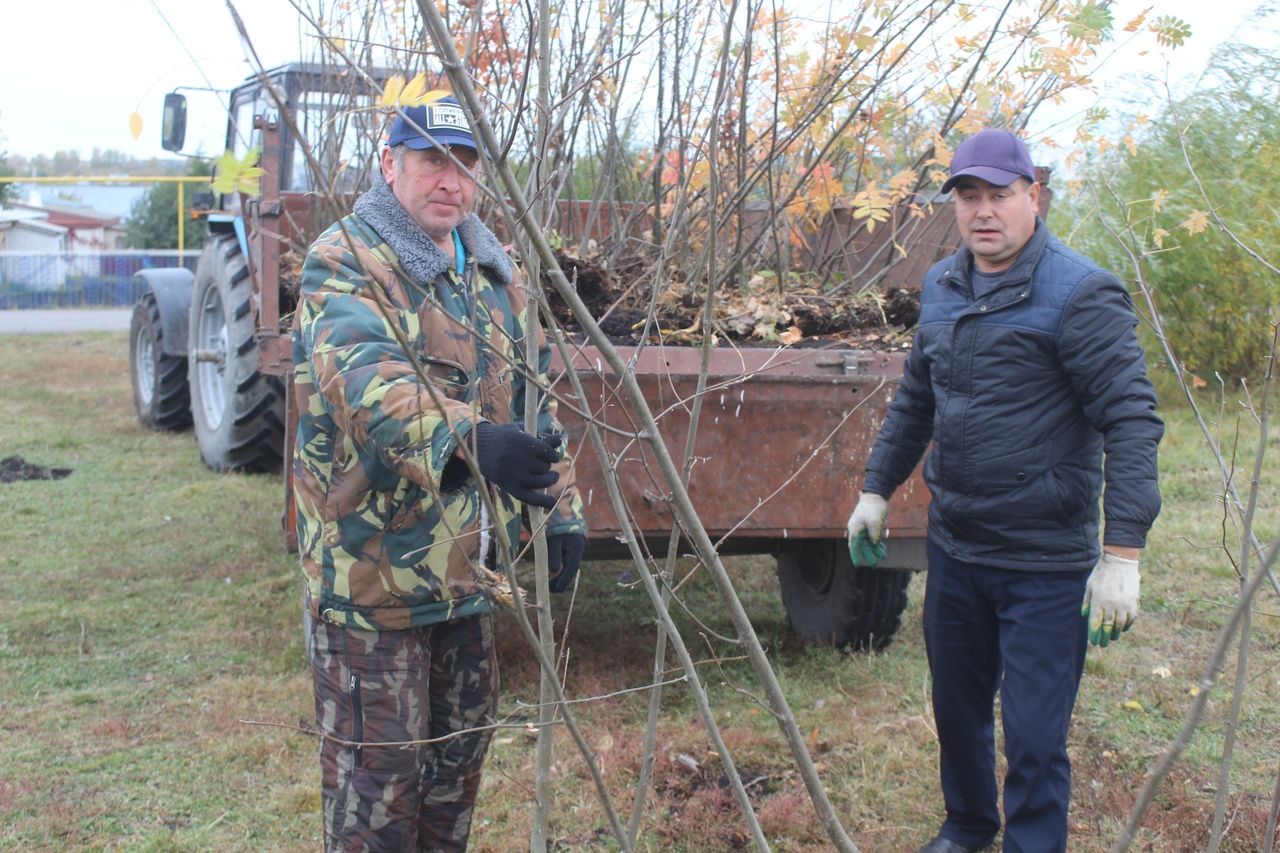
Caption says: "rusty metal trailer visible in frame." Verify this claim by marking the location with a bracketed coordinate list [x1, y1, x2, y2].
[553, 344, 928, 649]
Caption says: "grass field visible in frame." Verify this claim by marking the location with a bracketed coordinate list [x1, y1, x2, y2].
[0, 331, 1276, 851]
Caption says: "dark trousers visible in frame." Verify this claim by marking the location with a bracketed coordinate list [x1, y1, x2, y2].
[923, 542, 1088, 852]
[310, 614, 499, 852]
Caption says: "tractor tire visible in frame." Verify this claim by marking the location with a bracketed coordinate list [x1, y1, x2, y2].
[188, 234, 285, 473]
[130, 291, 192, 431]
[776, 539, 911, 652]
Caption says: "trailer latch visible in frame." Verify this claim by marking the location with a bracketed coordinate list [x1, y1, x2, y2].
[815, 353, 874, 375]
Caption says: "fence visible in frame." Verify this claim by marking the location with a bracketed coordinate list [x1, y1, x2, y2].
[0, 251, 200, 309]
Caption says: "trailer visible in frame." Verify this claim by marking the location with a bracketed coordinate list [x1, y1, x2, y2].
[553, 344, 927, 650]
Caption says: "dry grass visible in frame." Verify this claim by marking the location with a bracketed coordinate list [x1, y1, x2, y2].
[0, 331, 1276, 851]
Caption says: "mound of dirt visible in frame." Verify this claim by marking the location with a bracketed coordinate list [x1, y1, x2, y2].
[1, 455, 72, 484]
[541, 251, 918, 350]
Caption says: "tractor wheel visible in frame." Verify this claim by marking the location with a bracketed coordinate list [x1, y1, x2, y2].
[188, 234, 285, 472]
[776, 539, 911, 652]
[130, 291, 192, 431]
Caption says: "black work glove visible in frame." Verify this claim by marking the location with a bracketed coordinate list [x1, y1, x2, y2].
[472, 422, 561, 510]
[547, 533, 587, 593]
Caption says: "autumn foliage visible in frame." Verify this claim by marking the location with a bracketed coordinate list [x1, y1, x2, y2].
[274, 1, 1191, 346]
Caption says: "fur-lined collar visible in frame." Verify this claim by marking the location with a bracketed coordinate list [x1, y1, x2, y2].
[353, 173, 512, 287]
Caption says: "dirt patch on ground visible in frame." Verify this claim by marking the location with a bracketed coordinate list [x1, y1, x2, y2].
[542, 251, 918, 350]
[0, 456, 72, 483]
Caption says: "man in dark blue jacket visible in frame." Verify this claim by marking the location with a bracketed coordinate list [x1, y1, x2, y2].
[845, 128, 1163, 852]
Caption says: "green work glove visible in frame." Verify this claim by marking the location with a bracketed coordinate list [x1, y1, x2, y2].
[848, 530, 888, 568]
[846, 492, 889, 568]
[1081, 551, 1141, 647]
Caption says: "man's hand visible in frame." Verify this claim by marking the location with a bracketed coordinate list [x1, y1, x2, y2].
[547, 532, 586, 593]
[1081, 551, 1141, 646]
[472, 422, 560, 509]
[846, 492, 889, 568]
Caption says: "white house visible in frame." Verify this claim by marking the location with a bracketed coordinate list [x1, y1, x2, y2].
[12, 196, 125, 253]
[0, 210, 69, 289]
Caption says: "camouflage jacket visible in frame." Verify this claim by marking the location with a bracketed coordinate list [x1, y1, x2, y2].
[292, 197, 585, 631]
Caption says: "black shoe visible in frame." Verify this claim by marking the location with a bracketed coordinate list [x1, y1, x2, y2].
[918, 836, 985, 853]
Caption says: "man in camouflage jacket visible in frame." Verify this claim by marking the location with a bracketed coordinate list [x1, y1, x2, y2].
[292, 94, 586, 851]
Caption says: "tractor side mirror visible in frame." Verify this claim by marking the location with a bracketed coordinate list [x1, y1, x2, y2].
[161, 93, 188, 152]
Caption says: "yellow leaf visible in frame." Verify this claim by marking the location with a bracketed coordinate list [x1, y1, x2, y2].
[211, 147, 264, 197]
[1179, 209, 1209, 235]
[1118, 699, 1145, 712]
[400, 73, 427, 105]
[416, 89, 453, 107]
[1152, 227, 1168, 249]
[235, 166, 265, 196]
[779, 325, 804, 346]
[128, 112, 144, 140]
[379, 75, 406, 108]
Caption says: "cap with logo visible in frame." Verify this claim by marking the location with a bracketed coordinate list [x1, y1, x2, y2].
[386, 94, 477, 152]
[941, 128, 1036, 194]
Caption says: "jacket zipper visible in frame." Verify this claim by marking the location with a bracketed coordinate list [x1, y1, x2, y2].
[348, 672, 364, 768]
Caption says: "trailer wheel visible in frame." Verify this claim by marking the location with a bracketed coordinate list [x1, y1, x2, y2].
[776, 539, 911, 652]
[188, 234, 285, 472]
[130, 291, 192, 431]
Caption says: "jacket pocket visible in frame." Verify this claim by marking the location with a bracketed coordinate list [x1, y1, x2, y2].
[970, 444, 1060, 520]
[417, 355, 471, 401]
[1046, 461, 1091, 520]
[387, 484, 424, 532]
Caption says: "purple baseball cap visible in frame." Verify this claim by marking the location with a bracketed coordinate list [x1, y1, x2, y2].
[386, 95, 477, 151]
[941, 129, 1036, 194]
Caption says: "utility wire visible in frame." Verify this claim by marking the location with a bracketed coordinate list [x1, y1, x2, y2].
[146, 0, 231, 113]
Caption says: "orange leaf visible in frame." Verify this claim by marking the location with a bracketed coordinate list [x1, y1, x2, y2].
[1179, 210, 1209, 235]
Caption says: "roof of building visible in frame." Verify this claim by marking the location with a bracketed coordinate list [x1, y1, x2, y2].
[0, 210, 68, 235]
[11, 201, 121, 230]
[0, 208, 50, 223]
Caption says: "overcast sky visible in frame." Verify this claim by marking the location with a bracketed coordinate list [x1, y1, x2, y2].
[0, 0, 1268, 164]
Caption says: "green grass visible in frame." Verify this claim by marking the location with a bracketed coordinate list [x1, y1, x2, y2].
[0, 332, 1276, 851]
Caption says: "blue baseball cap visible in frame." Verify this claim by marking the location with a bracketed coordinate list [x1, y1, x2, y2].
[386, 95, 477, 151]
[941, 129, 1036, 194]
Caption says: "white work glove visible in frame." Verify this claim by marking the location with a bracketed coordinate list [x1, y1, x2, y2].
[1081, 551, 1141, 647]
[846, 492, 889, 567]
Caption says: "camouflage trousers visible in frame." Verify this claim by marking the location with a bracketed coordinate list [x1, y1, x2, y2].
[310, 613, 499, 852]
